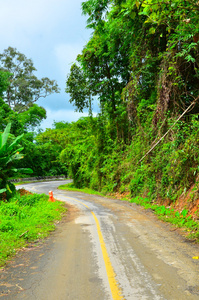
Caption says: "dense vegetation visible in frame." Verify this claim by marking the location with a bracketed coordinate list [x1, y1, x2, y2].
[64, 0, 199, 205]
[0, 49, 66, 265]
[0, 123, 33, 200]
[0, 1, 198, 241]
[0, 47, 65, 179]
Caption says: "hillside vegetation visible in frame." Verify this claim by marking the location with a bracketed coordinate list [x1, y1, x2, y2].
[0, 1, 198, 239]
[63, 0, 199, 216]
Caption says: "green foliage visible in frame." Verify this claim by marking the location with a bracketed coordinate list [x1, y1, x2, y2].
[0, 70, 11, 97]
[60, 117, 97, 188]
[58, 182, 105, 196]
[0, 191, 66, 266]
[0, 1, 196, 237]
[0, 47, 62, 179]
[0, 123, 33, 199]
[0, 47, 60, 112]
[64, 0, 199, 200]
[17, 104, 47, 132]
[66, 63, 92, 113]
[34, 124, 69, 176]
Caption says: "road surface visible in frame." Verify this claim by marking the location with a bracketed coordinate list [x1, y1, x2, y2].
[0, 180, 198, 299]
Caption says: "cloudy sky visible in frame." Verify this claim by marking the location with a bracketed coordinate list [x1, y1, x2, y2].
[0, 0, 97, 129]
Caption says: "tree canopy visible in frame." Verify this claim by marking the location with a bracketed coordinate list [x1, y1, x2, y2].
[1, 1, 199, 210]
[63, 0, 199, 204]
[67, 0, 199, 139]
[0, 47, 60, 112]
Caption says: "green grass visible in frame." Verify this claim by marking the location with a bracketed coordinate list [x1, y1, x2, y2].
[14, 181, 32, 185]
[0, 192, 66, 267]
[14, 178, 67, 186]
[58, 182, 105, 196]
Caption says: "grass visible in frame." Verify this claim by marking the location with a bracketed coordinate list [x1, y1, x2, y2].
[0, 190, 66, 267]
[58, 182, 105, 196]
[58, 183, 199, 242]
[14, 181, 33, 185]
[14, 178, 67, 186]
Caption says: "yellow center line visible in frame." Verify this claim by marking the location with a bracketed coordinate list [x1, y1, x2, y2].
[64, 196, 124, 300]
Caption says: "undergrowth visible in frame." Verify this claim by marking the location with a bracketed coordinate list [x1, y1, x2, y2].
[0, 191, 66, 267]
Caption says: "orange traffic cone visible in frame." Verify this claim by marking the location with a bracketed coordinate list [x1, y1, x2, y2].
[49, 191, 55, 202]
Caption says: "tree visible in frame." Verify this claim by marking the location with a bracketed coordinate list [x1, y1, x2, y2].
[0, 123, 33, 200]
[66, 63, 92, 113]
[0, 70, 11, 98]
[0, 71, 14, 131]
[0, 47, 60, 112]
[52, 121, 70, 130]
[66, 19, 130, 140]
[63, 0, 199, 199]
[17, 104, 46, 132]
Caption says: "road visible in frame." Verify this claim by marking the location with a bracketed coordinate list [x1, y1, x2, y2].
[0, 180, 199, 300]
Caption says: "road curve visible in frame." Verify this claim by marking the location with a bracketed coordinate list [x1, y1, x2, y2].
[1, 180, 198, 300]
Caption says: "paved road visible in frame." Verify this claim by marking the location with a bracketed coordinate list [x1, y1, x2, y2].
[0, 180, 199, 299]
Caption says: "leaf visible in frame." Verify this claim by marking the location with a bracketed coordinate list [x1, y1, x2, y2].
[17, 168, 33, 174]
[149, 27, 156, 34]
[6, 183, 12, 193]
[181, 209, 188, 217]
[130, 12, 136, 19]
[185, 55, 195, 63]
[135, 1, 140, 9]
[10, 168, 18, 172]
[1, 123, 11, 148]
[7, 134, 24, 153]
[0, 188, 6, 194]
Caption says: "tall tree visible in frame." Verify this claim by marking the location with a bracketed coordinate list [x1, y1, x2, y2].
[0, 70, 11, 98]
[66, 63, 92, 113]
[66, 6, 130, 140]
[0, 47, 60, 112]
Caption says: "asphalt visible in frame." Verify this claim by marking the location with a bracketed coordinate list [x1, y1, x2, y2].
[0, 180, 198, 299]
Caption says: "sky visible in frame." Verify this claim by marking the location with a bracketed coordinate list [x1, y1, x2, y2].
[0, 0, 97, 129]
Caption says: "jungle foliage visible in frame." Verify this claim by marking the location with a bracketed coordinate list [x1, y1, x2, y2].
[0, 123, 33, 199]
[64, 0, 199, 207]
[0, 49, 62, 180]
[1, 1, 199, 210]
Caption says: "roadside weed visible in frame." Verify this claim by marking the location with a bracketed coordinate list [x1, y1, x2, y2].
[0, 192, 66, 267]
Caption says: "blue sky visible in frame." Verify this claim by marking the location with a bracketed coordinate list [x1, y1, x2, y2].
[0, 0, 97, 129]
